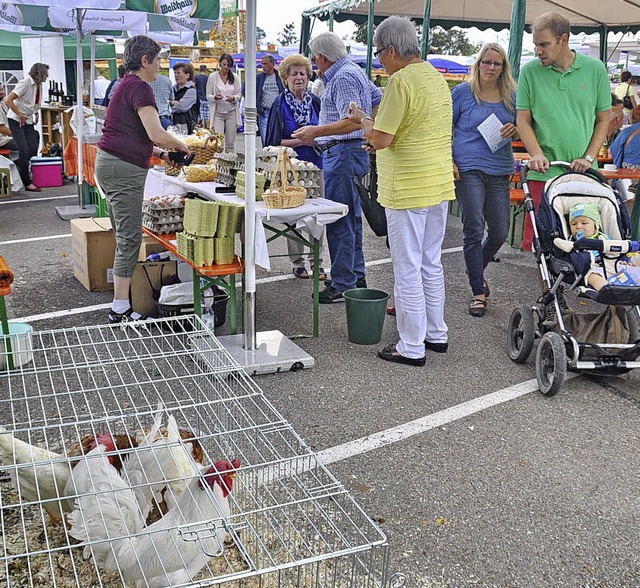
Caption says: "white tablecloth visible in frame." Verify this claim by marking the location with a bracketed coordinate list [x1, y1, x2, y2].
[144, 169, 348, 269]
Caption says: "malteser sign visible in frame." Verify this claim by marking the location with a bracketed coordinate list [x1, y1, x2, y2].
[125, 0, 220, 20]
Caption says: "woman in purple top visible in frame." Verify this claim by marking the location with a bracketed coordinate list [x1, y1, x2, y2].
[452, 43, 518, 318]
[96, 35, 190, 324]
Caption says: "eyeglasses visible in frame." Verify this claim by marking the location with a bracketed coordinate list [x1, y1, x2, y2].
[480, 60, 504, 68]
[373, 47, 388, 58]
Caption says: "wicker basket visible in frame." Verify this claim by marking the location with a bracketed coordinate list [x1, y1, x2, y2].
[190, 134, 225, 164]
[262, 148, 307, 209]
[164, 163, 182, 177]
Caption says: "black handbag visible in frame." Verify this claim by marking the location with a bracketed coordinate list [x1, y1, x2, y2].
[623, 85, 634, 110]
[354, 155, 388, 237]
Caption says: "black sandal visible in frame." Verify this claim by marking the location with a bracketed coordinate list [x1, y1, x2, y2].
[469, 297, 487, 317]
[293, 268, 309, 279]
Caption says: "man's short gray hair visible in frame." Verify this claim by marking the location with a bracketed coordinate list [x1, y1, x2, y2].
[308, 32, 348, 63]
[261, 54, 275, 64]
[374, 16, 420, 60]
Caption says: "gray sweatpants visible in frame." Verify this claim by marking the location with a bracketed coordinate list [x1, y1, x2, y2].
[95, 150, 148, 278]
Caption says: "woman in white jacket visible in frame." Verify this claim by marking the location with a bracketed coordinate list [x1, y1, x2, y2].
[206, 53, 241, 152]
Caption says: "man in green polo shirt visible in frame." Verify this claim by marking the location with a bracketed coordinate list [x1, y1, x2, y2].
[517, 11, 611, 251]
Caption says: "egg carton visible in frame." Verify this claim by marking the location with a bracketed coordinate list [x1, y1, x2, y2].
[143, 195, 186, 211]
[142, 216, 184, 235]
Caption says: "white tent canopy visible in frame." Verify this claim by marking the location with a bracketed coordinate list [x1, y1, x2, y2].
[304, 0, 640, 33]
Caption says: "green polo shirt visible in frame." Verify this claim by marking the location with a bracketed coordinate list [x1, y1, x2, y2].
[516, 51, 611, 181]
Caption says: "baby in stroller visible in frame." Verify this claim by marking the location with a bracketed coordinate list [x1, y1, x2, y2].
[562, 201, 640, 291]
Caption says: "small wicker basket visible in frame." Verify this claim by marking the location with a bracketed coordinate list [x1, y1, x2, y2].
[262, 148, 307, 209]
[191, 134, 225, 164]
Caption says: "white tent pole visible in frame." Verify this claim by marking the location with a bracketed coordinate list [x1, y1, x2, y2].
[76, 9, 85, 208]
[90, 34, 96, 108]
[243, 0, 257, 350]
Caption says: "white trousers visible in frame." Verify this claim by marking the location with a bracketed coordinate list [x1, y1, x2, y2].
[387, 202, 448, 359]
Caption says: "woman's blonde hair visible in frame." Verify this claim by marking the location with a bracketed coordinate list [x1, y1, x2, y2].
[469, 43, 517, 112]
[279, 55, 312, 81]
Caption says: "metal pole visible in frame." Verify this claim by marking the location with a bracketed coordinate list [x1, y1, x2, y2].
[508, 0, 526, 80]
[420, 0, 432, 60]
[366, 0, 374, 79]
[89, 34, 96, 109]
[76, 9, 85, 209]
[243, 0, 257, 350]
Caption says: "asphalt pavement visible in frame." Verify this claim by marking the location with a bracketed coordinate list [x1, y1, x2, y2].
[1, 178, 639, 588]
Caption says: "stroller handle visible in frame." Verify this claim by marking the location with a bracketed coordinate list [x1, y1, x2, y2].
[519, 160, 608, 184]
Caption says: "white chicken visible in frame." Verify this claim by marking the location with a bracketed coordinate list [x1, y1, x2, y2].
[0, 426, 114, 521]
[103, 459, 240, 587]
[65, 444, 147, 568]
[163, 415, 203, 511]
[120, 408, 165, 517]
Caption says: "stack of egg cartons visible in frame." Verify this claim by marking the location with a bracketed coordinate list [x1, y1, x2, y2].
[215, 202, 243, 265]
[177, 198, 218, 266]
[142, 195, 185, 234]
[212, 152, 238, 187]
[235, 171, 266, 200]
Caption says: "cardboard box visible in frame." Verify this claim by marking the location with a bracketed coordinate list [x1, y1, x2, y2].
[131, 260, 178, 317]
[138, 235, 168, 262]
[71, 217, 115, 291]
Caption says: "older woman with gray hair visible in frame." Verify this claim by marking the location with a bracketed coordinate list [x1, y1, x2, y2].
[348, 16, 455, 366]
[5, 62, 49, 192]
[265, 54, 325, 279]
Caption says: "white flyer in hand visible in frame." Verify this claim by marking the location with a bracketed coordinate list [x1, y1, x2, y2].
[477, 113, 510, 153]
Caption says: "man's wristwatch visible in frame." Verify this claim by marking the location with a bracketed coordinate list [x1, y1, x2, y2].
[584, 154, 594, 163]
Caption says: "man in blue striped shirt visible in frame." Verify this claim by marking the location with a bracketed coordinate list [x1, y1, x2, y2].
[294, 32, 382, 303]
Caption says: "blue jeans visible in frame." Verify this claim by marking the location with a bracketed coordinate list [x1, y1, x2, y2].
[455, 170, 510, 296]
[258, 112, 269, 144]
[323, 140, 369, 291]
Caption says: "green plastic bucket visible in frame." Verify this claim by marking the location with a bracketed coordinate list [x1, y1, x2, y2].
[0, 322, 34, 371]
[343, 288, 390, 345]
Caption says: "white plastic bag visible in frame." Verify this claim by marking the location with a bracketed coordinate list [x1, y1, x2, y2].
[65, 106, 97, 137]
[158, 282, 193, 305]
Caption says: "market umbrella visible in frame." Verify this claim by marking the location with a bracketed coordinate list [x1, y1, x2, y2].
[427, 57, 469, 75]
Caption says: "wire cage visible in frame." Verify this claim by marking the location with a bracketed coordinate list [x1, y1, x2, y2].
[0, 317, 393, 587]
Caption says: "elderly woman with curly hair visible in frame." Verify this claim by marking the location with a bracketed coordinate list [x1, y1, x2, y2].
[452, 43, 518, 317]
[265, 54, 326, 280]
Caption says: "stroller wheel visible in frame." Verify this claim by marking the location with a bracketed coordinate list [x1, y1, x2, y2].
[507, 305, 535, 363]
[536, 332, 567, 397]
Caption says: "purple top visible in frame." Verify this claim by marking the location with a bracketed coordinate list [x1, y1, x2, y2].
[98, 74, 157, 169]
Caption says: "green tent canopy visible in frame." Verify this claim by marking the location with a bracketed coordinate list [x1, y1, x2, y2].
[0, 29, 116, 62]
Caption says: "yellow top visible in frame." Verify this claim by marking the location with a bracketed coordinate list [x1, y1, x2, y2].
[374, 62, 455, 209]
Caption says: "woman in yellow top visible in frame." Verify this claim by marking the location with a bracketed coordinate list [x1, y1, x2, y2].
[349, 16, 455, 366]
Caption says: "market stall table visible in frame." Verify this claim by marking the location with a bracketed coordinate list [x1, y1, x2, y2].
[144, 168, 349, 337]
[600, 168, 640, 180]
[141, 228, 243, 335]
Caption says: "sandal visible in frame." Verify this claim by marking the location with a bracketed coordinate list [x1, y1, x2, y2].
[469, 297, 487, 317]
[293, 268, 309, 279]
[315, 267, 327, 281]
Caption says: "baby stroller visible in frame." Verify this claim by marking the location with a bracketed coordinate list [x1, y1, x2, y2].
[507, 161, 640, 396]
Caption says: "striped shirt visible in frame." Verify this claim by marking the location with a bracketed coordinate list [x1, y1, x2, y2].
[319, 58, 382, 143]
[149, 74, 173, 118]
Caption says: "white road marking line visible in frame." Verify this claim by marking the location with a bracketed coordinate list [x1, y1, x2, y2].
[0, 194, 76, 205]
[12, 247, 465, 321]
[317, 374, 579, 466]
[1, 234, 71, 245]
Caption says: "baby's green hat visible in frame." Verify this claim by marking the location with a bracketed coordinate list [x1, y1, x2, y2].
[569, 202, 600, 228]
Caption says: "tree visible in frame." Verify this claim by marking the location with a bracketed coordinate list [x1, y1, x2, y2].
[353, 22, 480, 56]
[428, 27, 480, 56]
[277, 22, 298, 46]
[256, 27, 267, 44]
